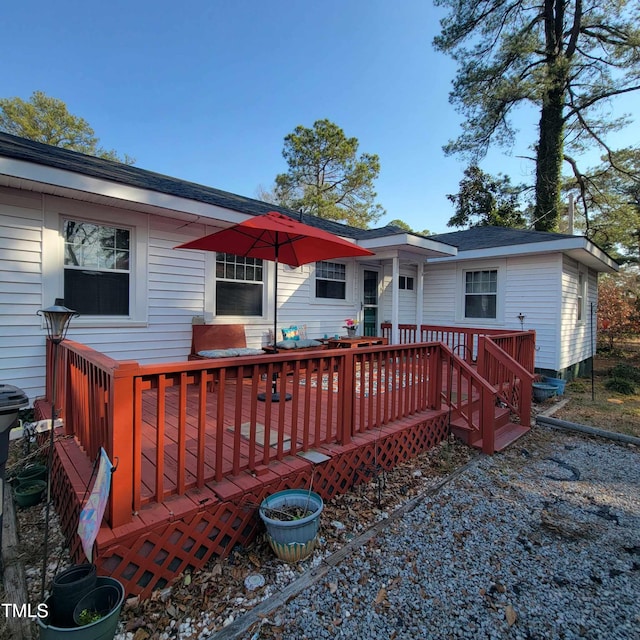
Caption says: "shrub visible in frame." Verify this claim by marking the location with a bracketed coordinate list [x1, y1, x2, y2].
[608, 363, 640, 383]
[567, 380, 588, 393]
[605, 377, 636, 395]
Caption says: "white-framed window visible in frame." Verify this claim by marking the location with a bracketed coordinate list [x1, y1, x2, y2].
[315, 260, 347, 300]
[63, 220, 131, 315]
[464, 269, 497, 319]
[399, 276, 414, 291]
[215, 253, 264, 316]
[577, 267, 587, 323]
[43, 198, 149, 327]
[456, 262, 505, 324]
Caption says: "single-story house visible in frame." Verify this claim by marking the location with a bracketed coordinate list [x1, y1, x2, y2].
[0, 131, 617, 405]
[1, 131, 621, 598]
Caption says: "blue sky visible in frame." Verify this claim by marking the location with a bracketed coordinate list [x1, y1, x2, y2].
[2, 1, 638, 235]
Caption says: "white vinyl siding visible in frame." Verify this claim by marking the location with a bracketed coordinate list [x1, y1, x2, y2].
[422, 255, 561, 371]
[503, 254, 560, 371]
[559, 256, 596, 370]
[422, 264, 457, 325]
[0, 187, 47, 402]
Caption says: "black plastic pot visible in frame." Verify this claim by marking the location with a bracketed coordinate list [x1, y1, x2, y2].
[49, 564, 97, 627]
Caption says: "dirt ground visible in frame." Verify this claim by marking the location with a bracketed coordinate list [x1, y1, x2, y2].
[546, 347, 640, 439]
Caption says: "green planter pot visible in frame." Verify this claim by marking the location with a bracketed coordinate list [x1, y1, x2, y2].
[17, 463, 48, 483]
[37, 577, 124, 640]
[13, 479, 46, 508]
[259, 489, 323, 562]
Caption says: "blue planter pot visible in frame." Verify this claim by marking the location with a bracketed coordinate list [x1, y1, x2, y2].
[259, 489, 323, 562]
[533, 382, 557, 402]
[542, 376, 567, 396]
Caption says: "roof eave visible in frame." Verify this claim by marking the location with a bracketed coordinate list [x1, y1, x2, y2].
[359, 233, 457, 259]
[0, 156, 255, 223]
[427, 236, 619, 272]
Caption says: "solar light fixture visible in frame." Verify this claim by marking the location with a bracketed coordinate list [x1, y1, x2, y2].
[36, 299, 78, 600]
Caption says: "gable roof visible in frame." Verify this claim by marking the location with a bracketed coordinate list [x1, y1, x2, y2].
[0, 132, 458, 259]
[0, 131, 361, 238]
[0, 133, 617, 271]
[430, 226, 576, 250]
[429, 225, 618, 272]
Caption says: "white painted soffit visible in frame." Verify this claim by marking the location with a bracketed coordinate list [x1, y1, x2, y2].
[359, 233, 457, 259]
[427, 236, 619, 273]
[0, 157, 250, 224]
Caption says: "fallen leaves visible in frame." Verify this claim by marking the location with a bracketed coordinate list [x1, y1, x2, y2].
[374, 587, 388, 605]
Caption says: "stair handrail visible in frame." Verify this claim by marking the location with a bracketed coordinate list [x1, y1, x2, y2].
[478, 336, 535, 429]
[439, 342, 498, 453]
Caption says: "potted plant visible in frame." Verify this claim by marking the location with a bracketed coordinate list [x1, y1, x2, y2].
[343, 318, 358, 338]
[37, 576, 124, 639]
[13, 479, 46, 508]
[259, 488, 323, 562]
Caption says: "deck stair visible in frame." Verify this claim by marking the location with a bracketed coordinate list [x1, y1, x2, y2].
[449, 402, 530, 452]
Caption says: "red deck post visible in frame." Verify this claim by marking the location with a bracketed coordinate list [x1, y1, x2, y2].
[339, 350, 354, 444]
[108, 361, 139, 528]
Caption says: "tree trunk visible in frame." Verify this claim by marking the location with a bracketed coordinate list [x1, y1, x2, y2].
[534, 0, 571, 232]
[534, 84, 565, 231]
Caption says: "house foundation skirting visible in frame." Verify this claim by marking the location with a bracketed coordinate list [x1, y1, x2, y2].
[49, 410, 449, 599]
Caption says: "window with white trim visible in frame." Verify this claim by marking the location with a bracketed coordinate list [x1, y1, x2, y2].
[315, 261, 346, 300]
[399, 276, 414, 290]
[63, 220, 131, 315]
[577, 268, 587, 322]
[215, 253, 264, 315]
[464, 270, 497, 319]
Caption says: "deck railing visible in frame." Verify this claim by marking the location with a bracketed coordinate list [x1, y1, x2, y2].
[381, 323, 535, 440]
[381, 323, 536, 373]
[49, 339, 446, 528]
[477, 336, 534, 430]
[438, 343, 498, 453]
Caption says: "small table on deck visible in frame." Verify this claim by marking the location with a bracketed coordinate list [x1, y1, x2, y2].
[327, 336, 388, 349]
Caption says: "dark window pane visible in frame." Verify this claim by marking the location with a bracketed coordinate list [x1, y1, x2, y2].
[115, 250, 129, 270]
[216, 282, 263, 315]
[316, 280, 346, 300]
[116, 229, 130, 250]
[64, 270, 129, 315]
[465, 295, 496, 319]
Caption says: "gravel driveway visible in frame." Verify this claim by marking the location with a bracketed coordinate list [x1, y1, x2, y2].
[220, 427, 639, 640]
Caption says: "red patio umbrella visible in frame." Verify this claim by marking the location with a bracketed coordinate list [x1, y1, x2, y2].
[176, 211, 374, 399]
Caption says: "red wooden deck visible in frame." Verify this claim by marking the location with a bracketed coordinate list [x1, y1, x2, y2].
[40, 330, 535, 599]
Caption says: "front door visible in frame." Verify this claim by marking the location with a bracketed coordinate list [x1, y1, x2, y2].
[361, 267, 380, 337]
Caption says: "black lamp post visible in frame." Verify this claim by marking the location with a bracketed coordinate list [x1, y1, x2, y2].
[37, 299, 78, 600]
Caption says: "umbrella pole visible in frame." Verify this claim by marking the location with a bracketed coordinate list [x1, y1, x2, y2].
[258, 244, 291, 402]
